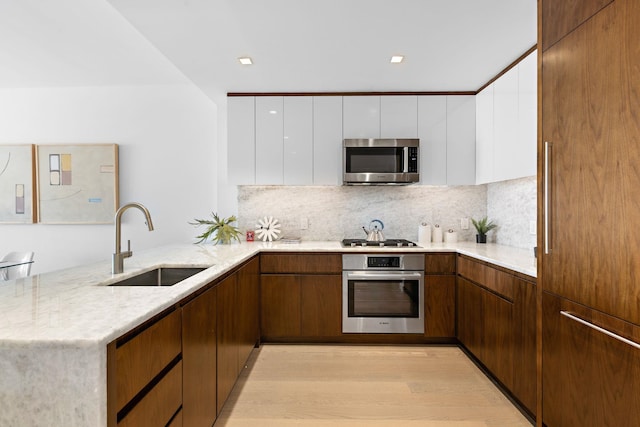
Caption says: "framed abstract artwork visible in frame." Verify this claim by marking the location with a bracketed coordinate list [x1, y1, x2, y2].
[36, 144, 119, 224]
[0, 145, 36, 223]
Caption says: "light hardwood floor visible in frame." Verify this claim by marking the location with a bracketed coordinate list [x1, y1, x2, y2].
[215, 344, 532, 427]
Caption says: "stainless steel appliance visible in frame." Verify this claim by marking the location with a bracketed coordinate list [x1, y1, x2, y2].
[342, 254, 424, 333]
[341, 238, 419, 248]
[343, 138, 419, 185]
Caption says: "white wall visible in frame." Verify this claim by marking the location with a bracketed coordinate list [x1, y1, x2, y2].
[0, 85, 218, 274]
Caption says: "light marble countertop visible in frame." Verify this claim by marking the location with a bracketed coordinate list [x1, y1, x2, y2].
[0, 241, 536, 345]
[0, 240, 536, 427]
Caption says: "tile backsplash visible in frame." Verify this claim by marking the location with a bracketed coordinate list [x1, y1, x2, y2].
[238, 176, 537, 249]
[487, 175, 537, 250]
[238, 185, 487, 243]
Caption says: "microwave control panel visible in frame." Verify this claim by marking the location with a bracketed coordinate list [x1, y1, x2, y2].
[408, 147, 418, 172]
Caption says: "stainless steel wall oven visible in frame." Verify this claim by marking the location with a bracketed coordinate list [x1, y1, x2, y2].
[342, 254, 425, 334]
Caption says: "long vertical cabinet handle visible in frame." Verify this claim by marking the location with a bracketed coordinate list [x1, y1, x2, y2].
[560, 311, 640, 350]
[544, 141, 552, 254]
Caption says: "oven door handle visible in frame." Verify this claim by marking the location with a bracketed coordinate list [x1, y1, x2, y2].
[345, 271, 423, 281]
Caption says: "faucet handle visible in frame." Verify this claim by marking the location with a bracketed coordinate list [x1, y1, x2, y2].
[124, 239, 133, 258]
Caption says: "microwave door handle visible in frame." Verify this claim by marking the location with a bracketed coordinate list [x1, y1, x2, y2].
[403, 147, 409, 173]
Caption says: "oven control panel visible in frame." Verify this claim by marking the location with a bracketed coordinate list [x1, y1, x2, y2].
[342, 254, 425, 271]
[367, 256, 400, 268]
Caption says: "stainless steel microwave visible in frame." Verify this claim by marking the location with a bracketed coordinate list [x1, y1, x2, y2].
[343, 138, 419, 185]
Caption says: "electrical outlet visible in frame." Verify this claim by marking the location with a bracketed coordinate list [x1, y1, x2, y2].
[300, 217, 309, 230]
[461, 218, 470, 230]
[529, 220, 536, 235]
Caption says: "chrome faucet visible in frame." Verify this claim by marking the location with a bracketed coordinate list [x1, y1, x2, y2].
[112, 202, 154, 274]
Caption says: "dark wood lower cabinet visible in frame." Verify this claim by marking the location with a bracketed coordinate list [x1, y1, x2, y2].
[216, 273, 238, 415]
[457, 276, 514, 390]
[300, 275, 342, 337]
[424, 275, 455, 337]
[457, 257, 536, 417]
[261, 275, 301, 338]
[107, 308, 182, 427]
[542, 291, 640, 427]
[236, 257, 260, 373]
[217, 258, 261, 415]
[261, 274, 342, 339]
[424, 253, 456, 338]
[512, 277, 536, 415]
[182, 286, 217, 427]
[457, 277, 485, 358]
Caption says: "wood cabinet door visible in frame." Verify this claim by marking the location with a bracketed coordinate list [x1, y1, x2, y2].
[260, 275, 301, 338]
[481, 286, 514, 392]
[457, 276, 514, 391]
[260, 253, 342, 274]
[424, 253, 456, 275]
[216, 274, 238, 414]
[541, 0, 613, 50]
[424, 275, 455, 338]
[512, 278, 536, 415]
[300, 275, 342, 337]
[457, 277, 484, 359]
[182, 286, 217, 427]
[541, 0, 640, 324]
[236, 257, 259, 372]
[542, 292, 640, 427]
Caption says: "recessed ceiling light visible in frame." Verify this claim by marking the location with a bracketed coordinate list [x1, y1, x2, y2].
[390, 55, 404, 64]
[238, 57, 253, 65]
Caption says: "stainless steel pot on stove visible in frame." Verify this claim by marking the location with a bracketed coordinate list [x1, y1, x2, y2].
[362, 219, 386, 242]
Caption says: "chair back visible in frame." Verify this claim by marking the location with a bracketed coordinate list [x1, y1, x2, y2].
[1, 251, 34, 280]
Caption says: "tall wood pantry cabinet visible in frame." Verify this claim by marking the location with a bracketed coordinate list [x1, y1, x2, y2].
[539, 0, 640, 425]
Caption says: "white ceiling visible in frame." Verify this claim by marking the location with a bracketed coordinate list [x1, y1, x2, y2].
[1, 0, 536, 99]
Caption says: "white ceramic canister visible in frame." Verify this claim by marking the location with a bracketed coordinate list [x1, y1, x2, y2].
[432, 224, 443, 243]
[418, 223, 431, 245]
[444, 229, 458, 243]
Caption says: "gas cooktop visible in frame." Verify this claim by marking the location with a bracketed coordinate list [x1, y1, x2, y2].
[341, 238, 420, 248]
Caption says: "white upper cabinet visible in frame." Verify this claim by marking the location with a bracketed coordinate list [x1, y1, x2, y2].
[418, 96, 447, 185]
[283, 97, 313, 185]
[228, 97, 256, 185]
[227, 55, 536, 187]
[255, 97, 284, 184]
[475, 49, 537, 184]
[380, 96, 418, 138]
[343, 96, 380, 138]
[446, 95, 476, 185]
[313, 97, 343, 185]
[517, 50, 537, 178]
[475, 85, 494, 184]
[493, 65, 519, 182]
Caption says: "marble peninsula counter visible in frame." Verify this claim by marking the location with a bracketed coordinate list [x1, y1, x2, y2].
[0, 241, 535, 427]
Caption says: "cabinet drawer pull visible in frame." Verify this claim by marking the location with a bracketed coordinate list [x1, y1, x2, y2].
[544, 141, 552, 255]
[560, 311, 640, 350]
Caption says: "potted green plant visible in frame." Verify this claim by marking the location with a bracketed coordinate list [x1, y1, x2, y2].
[190, 212, 242, 244]
[471, 216, 497, 244]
